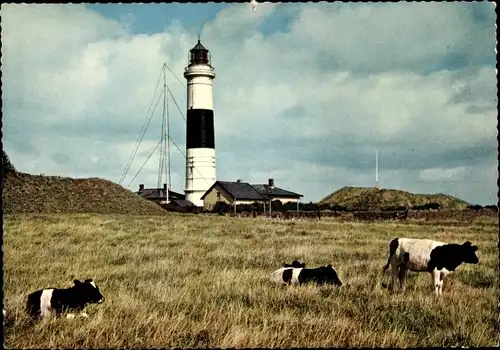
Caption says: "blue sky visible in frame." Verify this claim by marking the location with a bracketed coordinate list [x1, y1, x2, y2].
[1, 3, 497, 205]
[87, 4, 230, 35]
[86, 3, 295, 37]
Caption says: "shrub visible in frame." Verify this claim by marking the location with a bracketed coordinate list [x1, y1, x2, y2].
[467, 204, 483, 211]
[271, 200, 283, 211]
[282, 201, 299, 211]
[412, 202, 441, 210]
[383, 205, 408, 211]
[2, 150, 16, 175]
[213, 201, 232, 214]
[484, 205, 498, 212]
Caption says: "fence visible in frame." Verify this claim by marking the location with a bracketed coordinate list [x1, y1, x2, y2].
[219, 208, 497, 223]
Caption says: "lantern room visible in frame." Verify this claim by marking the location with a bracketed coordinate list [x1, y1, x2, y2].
[188, 39, 211, 66]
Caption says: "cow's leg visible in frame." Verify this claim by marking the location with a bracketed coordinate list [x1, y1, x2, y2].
[41, 306, 52, 319]
[390, 262, 399, 292]
[398, 264, 407, 291]
[431, 269, 441, 296]
[438, 272, 445, 295]
[398, 253, 410, 291]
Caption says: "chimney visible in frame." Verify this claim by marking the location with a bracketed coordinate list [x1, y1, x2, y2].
[236, 179, 241, 183]
[139, 184, 144, 192]
[268, 178, 274, 187]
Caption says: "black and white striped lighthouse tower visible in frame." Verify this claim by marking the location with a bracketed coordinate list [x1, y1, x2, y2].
[183, 39, 216, 206]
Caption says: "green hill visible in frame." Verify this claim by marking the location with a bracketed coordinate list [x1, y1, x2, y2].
[2, 171, 167, 216]
[318, 186, 470, 211]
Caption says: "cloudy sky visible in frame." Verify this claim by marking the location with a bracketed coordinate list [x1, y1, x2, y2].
[2, 3, 497, 205]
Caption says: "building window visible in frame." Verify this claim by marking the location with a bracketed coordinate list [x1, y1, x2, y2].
[217, 191, 221, 201]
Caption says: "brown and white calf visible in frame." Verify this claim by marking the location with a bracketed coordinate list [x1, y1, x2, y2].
[382, 238, 479, 295]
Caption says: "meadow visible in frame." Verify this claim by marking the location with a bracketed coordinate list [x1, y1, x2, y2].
[3, 213, 499, 348]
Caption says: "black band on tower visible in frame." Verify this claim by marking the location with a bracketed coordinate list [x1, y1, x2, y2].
[186, 109, 215, 149]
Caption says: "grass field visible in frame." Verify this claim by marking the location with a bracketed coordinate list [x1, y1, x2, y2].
[3, 213, 499, 348]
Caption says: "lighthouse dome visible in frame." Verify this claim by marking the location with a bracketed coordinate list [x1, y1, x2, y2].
[189, 39, 210, 66]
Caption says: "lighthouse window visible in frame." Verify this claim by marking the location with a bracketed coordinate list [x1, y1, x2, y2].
[191, 51, 209, 65]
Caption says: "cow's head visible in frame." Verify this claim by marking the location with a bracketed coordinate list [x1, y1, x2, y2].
[461, 242, 479, 264]
[284, 260, 305, 268]
[322, 265, 342, 287]
[74, 279, 105, 304]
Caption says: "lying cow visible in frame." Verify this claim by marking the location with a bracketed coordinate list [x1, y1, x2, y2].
[271, 264, 342, 286]
[382, 238, 479, 295]
[26, 279, 105, 320]
[283, 260, 306, 268]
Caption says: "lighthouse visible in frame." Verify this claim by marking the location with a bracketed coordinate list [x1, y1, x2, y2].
[183, 39, 216, 206]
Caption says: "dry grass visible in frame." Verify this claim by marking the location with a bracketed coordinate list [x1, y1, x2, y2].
[3, 213, 499, 348]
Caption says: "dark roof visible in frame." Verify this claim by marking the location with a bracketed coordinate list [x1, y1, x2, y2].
[200, 181, 303, 201]
[252, 184, 303, 198]
[136, 188, 185, 200]
[200, 181, 265, 201]
[191, 40, 208, 52]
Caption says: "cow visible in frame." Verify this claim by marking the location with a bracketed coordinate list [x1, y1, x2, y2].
[382, 238, 479, 295]
[26, 279, 105, 320]
[283, 260, 306, 268]
[270, 264, 342, 286]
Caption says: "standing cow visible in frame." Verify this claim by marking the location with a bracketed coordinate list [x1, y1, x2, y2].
[382, 238, 479, 295]
[26, 279, 105, 320]
[271, 264, 342, 286]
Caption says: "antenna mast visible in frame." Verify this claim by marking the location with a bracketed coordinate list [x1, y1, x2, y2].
[164, 63, 169, 204]
[157, 66, 165, 191]
[375, 149, 379, 189]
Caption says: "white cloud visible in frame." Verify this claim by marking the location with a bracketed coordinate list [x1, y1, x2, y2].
[1, 3, 497, 205]
[286, 2, 495, 73]
[419, 167, 468, 183]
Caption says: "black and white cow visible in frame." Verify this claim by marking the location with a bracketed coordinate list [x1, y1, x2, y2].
[271, 264, 342, 286]
[283, 260, 306, 268]
[382, 238, 479, 295]
[26, 279, 105, 320]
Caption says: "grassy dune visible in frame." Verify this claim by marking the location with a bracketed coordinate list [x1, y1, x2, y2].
[2, 172, 167, 215]
[3, 213, 499, 348]
[318, 186, 471, 210]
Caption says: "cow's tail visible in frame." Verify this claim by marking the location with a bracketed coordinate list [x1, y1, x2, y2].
[383, 238, 399, 271]
[381, 238, 399, 288]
